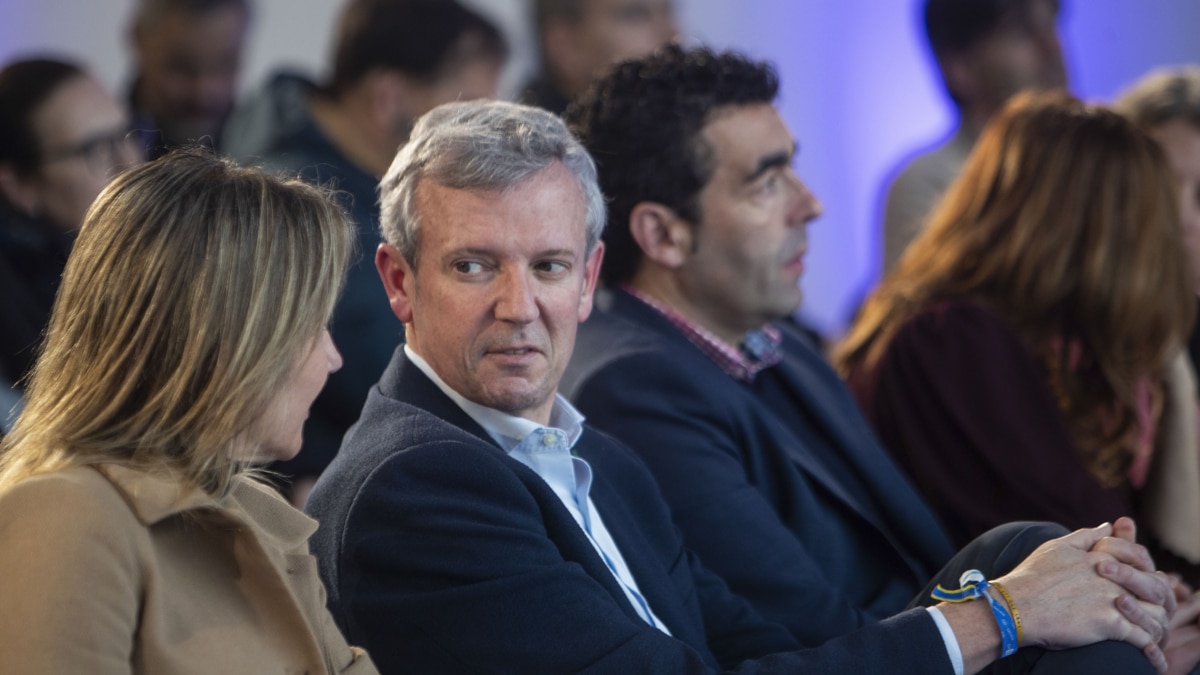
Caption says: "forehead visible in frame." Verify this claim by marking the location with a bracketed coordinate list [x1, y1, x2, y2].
[33, 77, 127, 146]
[1151, 119, 1200, 177]
[583, 0, 670, 20]
[430, 36, 504, 93]
[142, 4, 248, 58]
[987, 0, 1058, 35]
[414, 164, 589, 255]
[700, 103, 794, 180]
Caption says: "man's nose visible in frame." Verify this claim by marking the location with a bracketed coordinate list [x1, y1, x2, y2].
[495, 269, 539, 323]
[787, 172, 822, 226]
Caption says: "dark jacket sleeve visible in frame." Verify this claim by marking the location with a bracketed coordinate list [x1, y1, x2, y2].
[847, 301, 1130, 547]
[319, 438, 950, 674]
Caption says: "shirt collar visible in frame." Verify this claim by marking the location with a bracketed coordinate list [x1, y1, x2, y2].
[404, 344, 585, 451]
[622, 286, 782, 382]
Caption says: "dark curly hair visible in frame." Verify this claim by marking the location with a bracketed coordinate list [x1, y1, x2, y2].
[567, 44, 778, 285]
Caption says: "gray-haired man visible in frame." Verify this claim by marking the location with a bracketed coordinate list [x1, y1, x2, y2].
[306, 98, 1173, 674]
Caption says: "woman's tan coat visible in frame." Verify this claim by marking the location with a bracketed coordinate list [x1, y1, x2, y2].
[0, 463, 377, 674]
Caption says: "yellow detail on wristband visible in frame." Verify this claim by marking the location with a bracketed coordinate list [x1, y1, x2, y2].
[990, 581, 1023, 646]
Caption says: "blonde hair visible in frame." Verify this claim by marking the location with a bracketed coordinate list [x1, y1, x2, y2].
[837, 91, 1193, 485]
[0, 149, 353, 495]
[1115, 67, 1200, 131]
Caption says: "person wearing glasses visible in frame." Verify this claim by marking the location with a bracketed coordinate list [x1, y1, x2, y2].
[0, 57, 142, 426]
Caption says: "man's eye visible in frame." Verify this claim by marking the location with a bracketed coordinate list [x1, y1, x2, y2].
[616, 7, 652, 22]
[536, 261, 569, 274]
[453, 261, 484, 274]
[757, 174, 780, 195]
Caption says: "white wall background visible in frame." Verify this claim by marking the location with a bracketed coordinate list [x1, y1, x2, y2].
[3, 0, 1199, 336]
[0, 0, 535, 102]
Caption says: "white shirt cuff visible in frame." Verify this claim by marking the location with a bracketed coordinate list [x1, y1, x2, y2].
[927, 606, 964, 675]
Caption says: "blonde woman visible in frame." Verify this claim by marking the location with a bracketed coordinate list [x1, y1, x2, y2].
[0, 149, 377, 673]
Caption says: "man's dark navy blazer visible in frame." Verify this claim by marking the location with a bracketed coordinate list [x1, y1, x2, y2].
[306, 348, 951, 674]
[561, 289, 958, 645]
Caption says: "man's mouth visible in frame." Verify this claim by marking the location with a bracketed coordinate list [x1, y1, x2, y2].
[784, 248, 806, 273]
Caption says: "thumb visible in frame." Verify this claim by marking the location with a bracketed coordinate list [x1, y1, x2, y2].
[1059, 521, 1115, 551]
[1112, 516, 1138, 543]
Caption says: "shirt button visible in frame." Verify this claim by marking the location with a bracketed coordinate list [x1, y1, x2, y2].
[542, 433, 556, 446]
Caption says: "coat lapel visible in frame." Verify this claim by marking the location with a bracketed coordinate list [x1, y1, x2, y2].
[380, 348, 659, 627]
[382, 347, 498, 449]
[581, 441, 705, 644]
[772, 338, 955, 573]
[607, 292, 877, 521]
[609, 290, 953, 576]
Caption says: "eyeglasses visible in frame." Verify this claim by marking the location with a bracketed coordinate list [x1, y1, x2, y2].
[40, 128, 143, 175]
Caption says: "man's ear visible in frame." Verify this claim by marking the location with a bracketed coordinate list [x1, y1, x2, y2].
[939, 52, 977, 105]
[376, 243, 415, 323]
[542, 20, 585, 86]
[128, 18, 146, 56]
[367, 70, 415, 137]
[628, 201, 692, 269]
[577, 240, 605, 323]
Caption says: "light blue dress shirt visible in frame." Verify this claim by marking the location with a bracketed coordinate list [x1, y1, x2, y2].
[405, 346, 671, 635]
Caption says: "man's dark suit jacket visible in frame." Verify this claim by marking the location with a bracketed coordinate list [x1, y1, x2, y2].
[561, 289, 959, 645]
[306, 348, 951, 674]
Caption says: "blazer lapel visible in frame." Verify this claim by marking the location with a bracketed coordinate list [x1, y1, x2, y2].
[610, 291, 952, 576]
[582, 448, 701, 641]
[382, 347, 500, 449]
[772, 333, 955, 573]
[609, 292, 882, 523]
[381, 347, 659, 627]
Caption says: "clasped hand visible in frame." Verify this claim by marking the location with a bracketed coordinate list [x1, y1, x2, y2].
[992, 517, 1176, 673]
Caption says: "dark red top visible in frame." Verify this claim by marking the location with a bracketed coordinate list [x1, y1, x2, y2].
[844, 299, 1131, 547]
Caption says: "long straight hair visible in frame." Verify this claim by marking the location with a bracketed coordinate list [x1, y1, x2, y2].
[0, 149, 353, 495]
[837, 91, 1193, 485]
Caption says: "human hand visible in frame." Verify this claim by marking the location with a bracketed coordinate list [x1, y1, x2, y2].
[1173, 578, 1196, 610]
[994, 522, 1168, 672]
[1107, 518, 1153, 569]
[1103, 517, 1194, 608]
[1162, 593, 1200, 675]
[1170, 589, 1200, 631]
[1104, 517, 1200, 674]
[1093, 517, 1176, 624]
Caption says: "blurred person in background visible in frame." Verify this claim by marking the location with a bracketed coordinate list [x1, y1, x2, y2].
[0, 149, 377, 674]
[1118, 68, 1200, 370]
[1116, 67, 1200, 583]
[0, 57, 142, 428]
[839, 93, 1200, 589]
[126, 0, 251, 159]
[520, 0, 677, 114]
[881, 0, 1066, 271]
[222, 0, 507, 505]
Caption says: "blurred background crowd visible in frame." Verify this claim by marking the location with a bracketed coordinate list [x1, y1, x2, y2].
[2, 0, 1197, 339]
